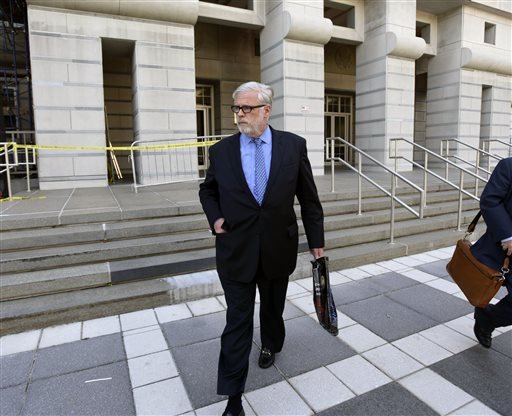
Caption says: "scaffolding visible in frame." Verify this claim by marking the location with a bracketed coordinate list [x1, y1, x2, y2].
[1, 0, 33, 139]
[1, 0, 34, 197]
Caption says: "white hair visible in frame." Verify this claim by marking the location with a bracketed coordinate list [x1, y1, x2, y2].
[233, 81, 273, 105]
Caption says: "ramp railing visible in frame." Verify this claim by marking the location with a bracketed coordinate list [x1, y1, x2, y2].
[326, 137, 424, 244]
[130, 135, 227, 193]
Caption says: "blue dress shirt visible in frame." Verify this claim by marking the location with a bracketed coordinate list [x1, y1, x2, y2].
[240, 127, 272, 201]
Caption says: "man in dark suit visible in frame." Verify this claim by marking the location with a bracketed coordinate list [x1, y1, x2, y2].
[199, 81, 324, 416]
[471, 156, 512, 348]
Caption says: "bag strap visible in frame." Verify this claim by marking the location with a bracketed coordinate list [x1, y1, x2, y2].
[466, 211, 482, 234]
[466, 210, 510, 278]
[502, 255, 510, 278]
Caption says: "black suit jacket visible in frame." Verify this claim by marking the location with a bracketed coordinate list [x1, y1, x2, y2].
[471, 157, 512, 292]
[199, 127, 324, 282]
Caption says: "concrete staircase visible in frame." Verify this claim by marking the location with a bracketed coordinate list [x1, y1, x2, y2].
[0, 184, 478, 335]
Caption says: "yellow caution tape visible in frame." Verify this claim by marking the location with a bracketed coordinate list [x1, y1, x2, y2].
[14, 140, 220, 152]
[0, 196, 48, 202]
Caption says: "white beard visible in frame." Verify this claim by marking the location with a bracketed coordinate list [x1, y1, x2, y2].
[237, 124, 256, 136]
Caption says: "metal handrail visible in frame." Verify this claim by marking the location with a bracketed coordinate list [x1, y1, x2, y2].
[326, 137, 424, 244]
[0, 141, 37, 199]
[482, 138, 512, 158]
[130, 135, 227, 193]
[0, 130, 36, 198]
[0, 143, 17, 199]
[390, 138, 489, 230]
[440, 138, 502, 195]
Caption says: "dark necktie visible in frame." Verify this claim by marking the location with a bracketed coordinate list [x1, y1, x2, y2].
[253, 138, 267, 205]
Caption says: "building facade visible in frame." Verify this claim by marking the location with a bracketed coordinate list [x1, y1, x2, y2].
[24, 0, 511, 189]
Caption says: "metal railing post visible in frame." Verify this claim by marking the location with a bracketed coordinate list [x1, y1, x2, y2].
[443, 139, 449, 179]
[357, 153, 362, 215]
[419, 190, 425, 219]
[457, 169, 464, 231]
[390, 173, 396, 244]
[4, 144, 13, 199]
[25, 145, 31, 192]
[330, 138, 335, 193]
[475, 150, 480, 195]
[423, 151, 428, 207]
[393, 138, 398, 189]
[130, 147, 138, 193]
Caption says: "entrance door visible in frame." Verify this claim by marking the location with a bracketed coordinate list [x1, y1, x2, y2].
[196, 107, 211, 168]
[324, 94, 354, 165]
[196, 84, 214, 170]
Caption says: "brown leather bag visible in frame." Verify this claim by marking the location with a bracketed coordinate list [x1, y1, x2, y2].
[446, 212, 509, 308]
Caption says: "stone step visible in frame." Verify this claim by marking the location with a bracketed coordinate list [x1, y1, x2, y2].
[0, 203, 196, 232]
[2, 188, 472, 247]
[0, 230, 213, 274]
[2, 187, 464, 250]
[0, 179, 478, 335]
[0, 182, 459, 232]
[0, 279, 176, 336]
[0, 227, 462, 336]
[1, 197, 476, 275]
[1, 190, 470, 255]
[0, 214, 209, 251]
[1, 207, 476, 302]
[0, 264, 110, 301]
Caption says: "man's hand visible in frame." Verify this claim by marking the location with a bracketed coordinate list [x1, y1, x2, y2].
[310, 247, 324, 259]
[214, 217, 227, 234]
[502, 240, 512, 256]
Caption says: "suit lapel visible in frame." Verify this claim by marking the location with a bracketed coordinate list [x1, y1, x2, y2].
[228, 133, 258, 203]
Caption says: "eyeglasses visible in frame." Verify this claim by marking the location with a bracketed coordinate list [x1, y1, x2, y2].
[230, 104, 266, 114]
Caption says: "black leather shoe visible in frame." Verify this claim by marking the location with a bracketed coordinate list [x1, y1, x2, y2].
[258, 347, 275, 369]
[474, 309, 492, 348]
[221, 407, 245, 416]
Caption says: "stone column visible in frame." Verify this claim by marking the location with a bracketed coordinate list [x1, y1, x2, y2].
[260, 1, 332, 176]
[28, 8, 107, 189]
[426, 7, 512, 164]
[355, 0, 425, 171]
[132, 26, 197, 184]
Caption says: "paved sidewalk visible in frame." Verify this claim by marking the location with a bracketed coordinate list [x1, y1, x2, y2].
[0, 168, 453, 224]
[1, 247, 511, 416]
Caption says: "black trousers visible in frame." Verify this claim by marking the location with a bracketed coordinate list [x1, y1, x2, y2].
[476, 293, 512, 331]
[217, 270, 289, 396]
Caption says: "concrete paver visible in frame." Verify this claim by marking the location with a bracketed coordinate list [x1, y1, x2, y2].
[127, 350, 178, 388]
[133, 377, 192, 416]
[317, 382, 439, 416]
[399, 369, 474, 415]
[392, 334, 453, 366]
[419, 325, 477, 354]
[123, 327, 168, 359]
[186, 297, 225, 316]
[362, 343, 424, 379]
[39, 322, 81, 348]
[289, 367, 355, 413]
[1, 248, 511, 415]
[327, 355, 392, 395]
[120, 309, 159, 331]
[154, 303, 193, 323]
[245, 381, 313, 416]
[451, 401, 501, 416]
[0, 329, 40, 356]
[432, 345, 512, 416]
[336, 324, 387, 353]
[82, 315, 121, 338]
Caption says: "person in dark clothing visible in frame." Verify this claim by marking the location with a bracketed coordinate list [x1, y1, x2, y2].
[199, 82, 324, 416]
[471, 157, 512, 348]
